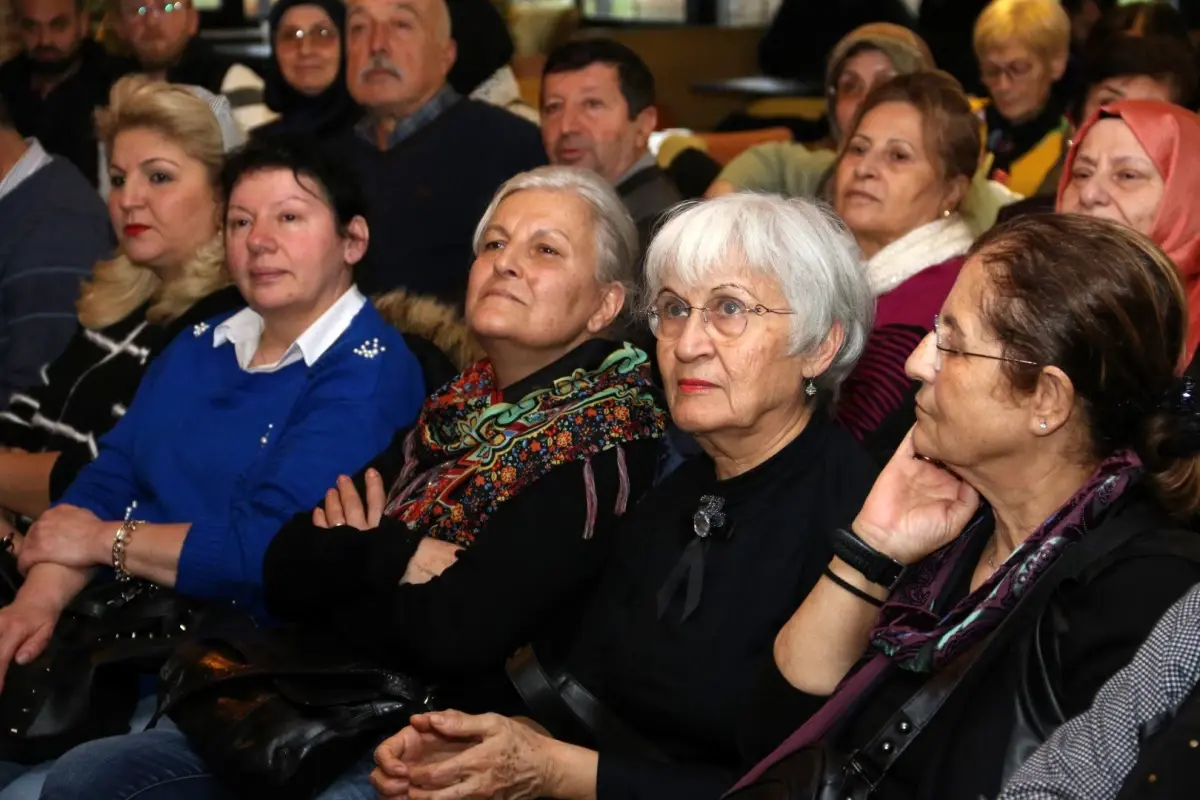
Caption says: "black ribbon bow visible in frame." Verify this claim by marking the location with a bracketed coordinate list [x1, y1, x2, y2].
[655, 496, 729, 623]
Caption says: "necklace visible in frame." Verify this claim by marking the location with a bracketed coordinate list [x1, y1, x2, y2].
[987, 537, 1003, 570]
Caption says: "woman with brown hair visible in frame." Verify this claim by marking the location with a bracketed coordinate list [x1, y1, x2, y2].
[731, 214, 1200, 799]
[0, 76, 243, 527]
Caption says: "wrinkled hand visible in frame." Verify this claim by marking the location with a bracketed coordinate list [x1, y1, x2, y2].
[371, 716, 477, 799]
[381, 711, 554, 800]
[852, 427, 981, 566]
[0, 595, 61, 692]
[314, 469, 387, 531]
[401, 539, 461, 585]
[18, 504, 108, 574]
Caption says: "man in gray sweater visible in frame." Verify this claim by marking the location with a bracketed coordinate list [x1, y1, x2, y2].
[0, 95, 112, 400]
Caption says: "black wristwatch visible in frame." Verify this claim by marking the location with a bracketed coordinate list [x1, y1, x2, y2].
[828, 527, 907, 590]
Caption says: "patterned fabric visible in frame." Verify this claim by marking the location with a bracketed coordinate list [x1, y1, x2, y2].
[354, 85, 461, 150]
[870, 450, 1143, 673]
[383, 342, 666, 545]
[998, 583, 1200, 800]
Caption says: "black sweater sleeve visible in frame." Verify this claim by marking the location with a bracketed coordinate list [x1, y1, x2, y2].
[597, 754, 734, 800]
[263, 441, 657, 679]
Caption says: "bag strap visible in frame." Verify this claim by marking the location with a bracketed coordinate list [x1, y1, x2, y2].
[506, 646, 671, 763]
[841, 500, 1175, 796]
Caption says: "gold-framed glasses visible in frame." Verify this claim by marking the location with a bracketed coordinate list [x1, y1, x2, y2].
[933, 314, 1039, 372]
[276, 24, 337, 48]
[647, 296, 794, 341]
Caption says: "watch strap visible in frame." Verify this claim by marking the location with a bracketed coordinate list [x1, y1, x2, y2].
[829, 527, 907, 590]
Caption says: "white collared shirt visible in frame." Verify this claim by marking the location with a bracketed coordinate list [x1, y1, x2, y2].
[0, 139, 53, 202]
[213, 286, 367, 373]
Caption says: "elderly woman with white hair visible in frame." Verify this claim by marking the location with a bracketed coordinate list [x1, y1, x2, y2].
[36, 165, 668, 800]
[368, 193, 879, 800]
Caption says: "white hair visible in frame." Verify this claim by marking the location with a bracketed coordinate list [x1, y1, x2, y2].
[472, 165, 639, 309]
[643, 193, 874, 397]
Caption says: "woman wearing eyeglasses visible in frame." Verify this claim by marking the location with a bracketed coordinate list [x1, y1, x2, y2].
[367, 193, 879, 800]
[725, 213, 1200, 800]
[253, 0, 362, 139]
[830, 71, 981, 464]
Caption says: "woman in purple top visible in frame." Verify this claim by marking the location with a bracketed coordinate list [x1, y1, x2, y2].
[831, 71, 982, 462]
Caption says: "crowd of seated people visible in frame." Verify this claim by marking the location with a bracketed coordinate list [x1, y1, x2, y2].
[0, 0, 1194, 798]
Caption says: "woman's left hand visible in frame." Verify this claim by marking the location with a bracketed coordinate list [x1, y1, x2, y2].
[17, 504, 110, 574]
[392, 711, 556, 800]
[313, 469, 386, 531]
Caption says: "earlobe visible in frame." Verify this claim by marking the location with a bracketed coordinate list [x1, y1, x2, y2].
[343, 216, 370, 266]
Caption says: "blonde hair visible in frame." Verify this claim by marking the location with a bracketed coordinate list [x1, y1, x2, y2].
[78, 75, 230, 331]
[973, 0, 1070, 63]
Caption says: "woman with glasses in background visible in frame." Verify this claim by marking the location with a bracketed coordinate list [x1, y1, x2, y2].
[254, 0, 361, 138]
[369, 193, 879, 800]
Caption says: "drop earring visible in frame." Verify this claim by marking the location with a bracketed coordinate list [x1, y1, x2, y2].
[804, 378, 817, 398]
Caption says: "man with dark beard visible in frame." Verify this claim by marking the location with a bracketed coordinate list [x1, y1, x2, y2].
[0, 0, 128, 187]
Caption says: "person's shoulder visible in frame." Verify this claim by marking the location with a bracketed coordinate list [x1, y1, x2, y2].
[448, 97, 543, 150]
[22, 158, 107, 211]
[311, 301, 423, 396]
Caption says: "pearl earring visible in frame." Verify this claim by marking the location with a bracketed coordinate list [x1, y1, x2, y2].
[1039, 419, 1048, 430]
[942, 209, 952, 218]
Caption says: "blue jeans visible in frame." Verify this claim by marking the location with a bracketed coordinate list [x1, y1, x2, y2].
[39, 728, 379, 800]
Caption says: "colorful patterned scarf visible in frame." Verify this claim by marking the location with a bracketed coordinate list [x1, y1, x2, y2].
[869, 450, 1143, 673]
[383, 342, 666, 546]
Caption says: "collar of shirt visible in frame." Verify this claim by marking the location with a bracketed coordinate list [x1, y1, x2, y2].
[355, 85, 461, 150]
[0, 139, 53, 202]
[213, 285, 367, 373]
[614, 151, 656, 189]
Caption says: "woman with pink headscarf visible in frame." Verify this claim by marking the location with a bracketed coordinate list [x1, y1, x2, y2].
[1058, 99, 1200, 365]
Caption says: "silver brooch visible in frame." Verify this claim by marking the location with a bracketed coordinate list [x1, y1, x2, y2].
[193, 322, 209, 337]
[692, 495, 726, 538]
[353, 337, 387, 359]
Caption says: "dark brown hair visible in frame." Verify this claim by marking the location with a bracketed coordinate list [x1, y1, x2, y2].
[840, 70, 983, 185]
[971, 213, 1199, 518]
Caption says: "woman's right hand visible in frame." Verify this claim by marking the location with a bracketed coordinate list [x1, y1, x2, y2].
[852, 427, 980, 566]
[0, 595, 61, 692]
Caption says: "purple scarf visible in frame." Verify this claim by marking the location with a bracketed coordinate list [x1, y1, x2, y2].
[728, 449, 1142, 793]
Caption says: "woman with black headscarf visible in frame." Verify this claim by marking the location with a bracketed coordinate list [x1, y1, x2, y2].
[256, 0, 361, 138]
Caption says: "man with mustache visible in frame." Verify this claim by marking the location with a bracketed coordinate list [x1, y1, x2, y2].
[110, 0, 273, 134]
[541, 39, 680, 265]
[0, 0, 128, 186]
[329, 0, 545, 302]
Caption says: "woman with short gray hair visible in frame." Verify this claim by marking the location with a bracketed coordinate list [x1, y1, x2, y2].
[370, 194, 880, 800]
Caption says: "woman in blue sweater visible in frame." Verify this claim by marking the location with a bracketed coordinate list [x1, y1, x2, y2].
[0, 135, 423, 792]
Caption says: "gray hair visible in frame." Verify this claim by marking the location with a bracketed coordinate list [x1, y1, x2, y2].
[472, 166, 639, 309]
[642, 193, 874, 397]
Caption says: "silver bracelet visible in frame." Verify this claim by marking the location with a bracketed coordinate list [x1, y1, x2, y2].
[111, 519, 143, 581]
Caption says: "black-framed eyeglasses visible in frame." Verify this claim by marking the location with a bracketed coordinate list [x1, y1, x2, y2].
[933, 314, 1040, 372]
[647, 296, 794, 341]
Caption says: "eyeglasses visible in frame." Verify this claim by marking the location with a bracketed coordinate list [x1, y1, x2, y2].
[647, 296, 795, 342]
[120, 0, 185, 17]
[933, 314, 1039, 372]
[980, 59, 1035, 84]
[276, 24, 337, 49]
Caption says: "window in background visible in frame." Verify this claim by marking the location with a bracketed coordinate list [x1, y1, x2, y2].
[579, 0, 686, 22]
[718, 0, 781, 26]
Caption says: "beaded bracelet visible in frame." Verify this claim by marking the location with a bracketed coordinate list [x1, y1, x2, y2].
[111, 519, 144, 582]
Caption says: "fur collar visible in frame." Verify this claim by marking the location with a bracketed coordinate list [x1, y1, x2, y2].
[866, 215, 975, 296]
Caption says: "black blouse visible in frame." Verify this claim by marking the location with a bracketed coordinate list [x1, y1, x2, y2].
[559, 412, 878, 799]
[262, 340, 661, 712]
[748, 492, 1200, 799]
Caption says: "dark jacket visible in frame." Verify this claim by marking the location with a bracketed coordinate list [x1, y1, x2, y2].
[746, 486, 1200, 800]
[262, 340, 661, 713]
[0, 40, 130, 186]
[617, 162, 682, 261]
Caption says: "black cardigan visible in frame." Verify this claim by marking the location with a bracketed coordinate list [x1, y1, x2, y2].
[557, 413, 878, 799]
[746, 487, 1200, 799]
[262, 341, 661, 711]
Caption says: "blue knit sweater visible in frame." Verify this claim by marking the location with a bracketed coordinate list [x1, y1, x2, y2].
[57, 301, 424, 613]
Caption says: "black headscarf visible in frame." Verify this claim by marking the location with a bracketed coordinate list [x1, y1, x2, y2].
[445, 0, 515, 96]
[260, 0, 361, 137]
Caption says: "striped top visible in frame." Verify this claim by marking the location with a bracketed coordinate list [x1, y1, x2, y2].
[0, 285, 243, 499]
[836, 255, 966, 462]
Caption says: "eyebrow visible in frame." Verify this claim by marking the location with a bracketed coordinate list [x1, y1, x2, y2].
[531, 227, 569, 240]
[939, 312, 961, 332]
[228, 194, 317, 215]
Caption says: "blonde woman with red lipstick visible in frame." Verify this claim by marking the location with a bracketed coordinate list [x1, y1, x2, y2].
[0, 76, 244, 528]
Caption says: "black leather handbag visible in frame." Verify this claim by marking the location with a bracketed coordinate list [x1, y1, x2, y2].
[156, 623, 437, 800]
[0, 567, 205, 765]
